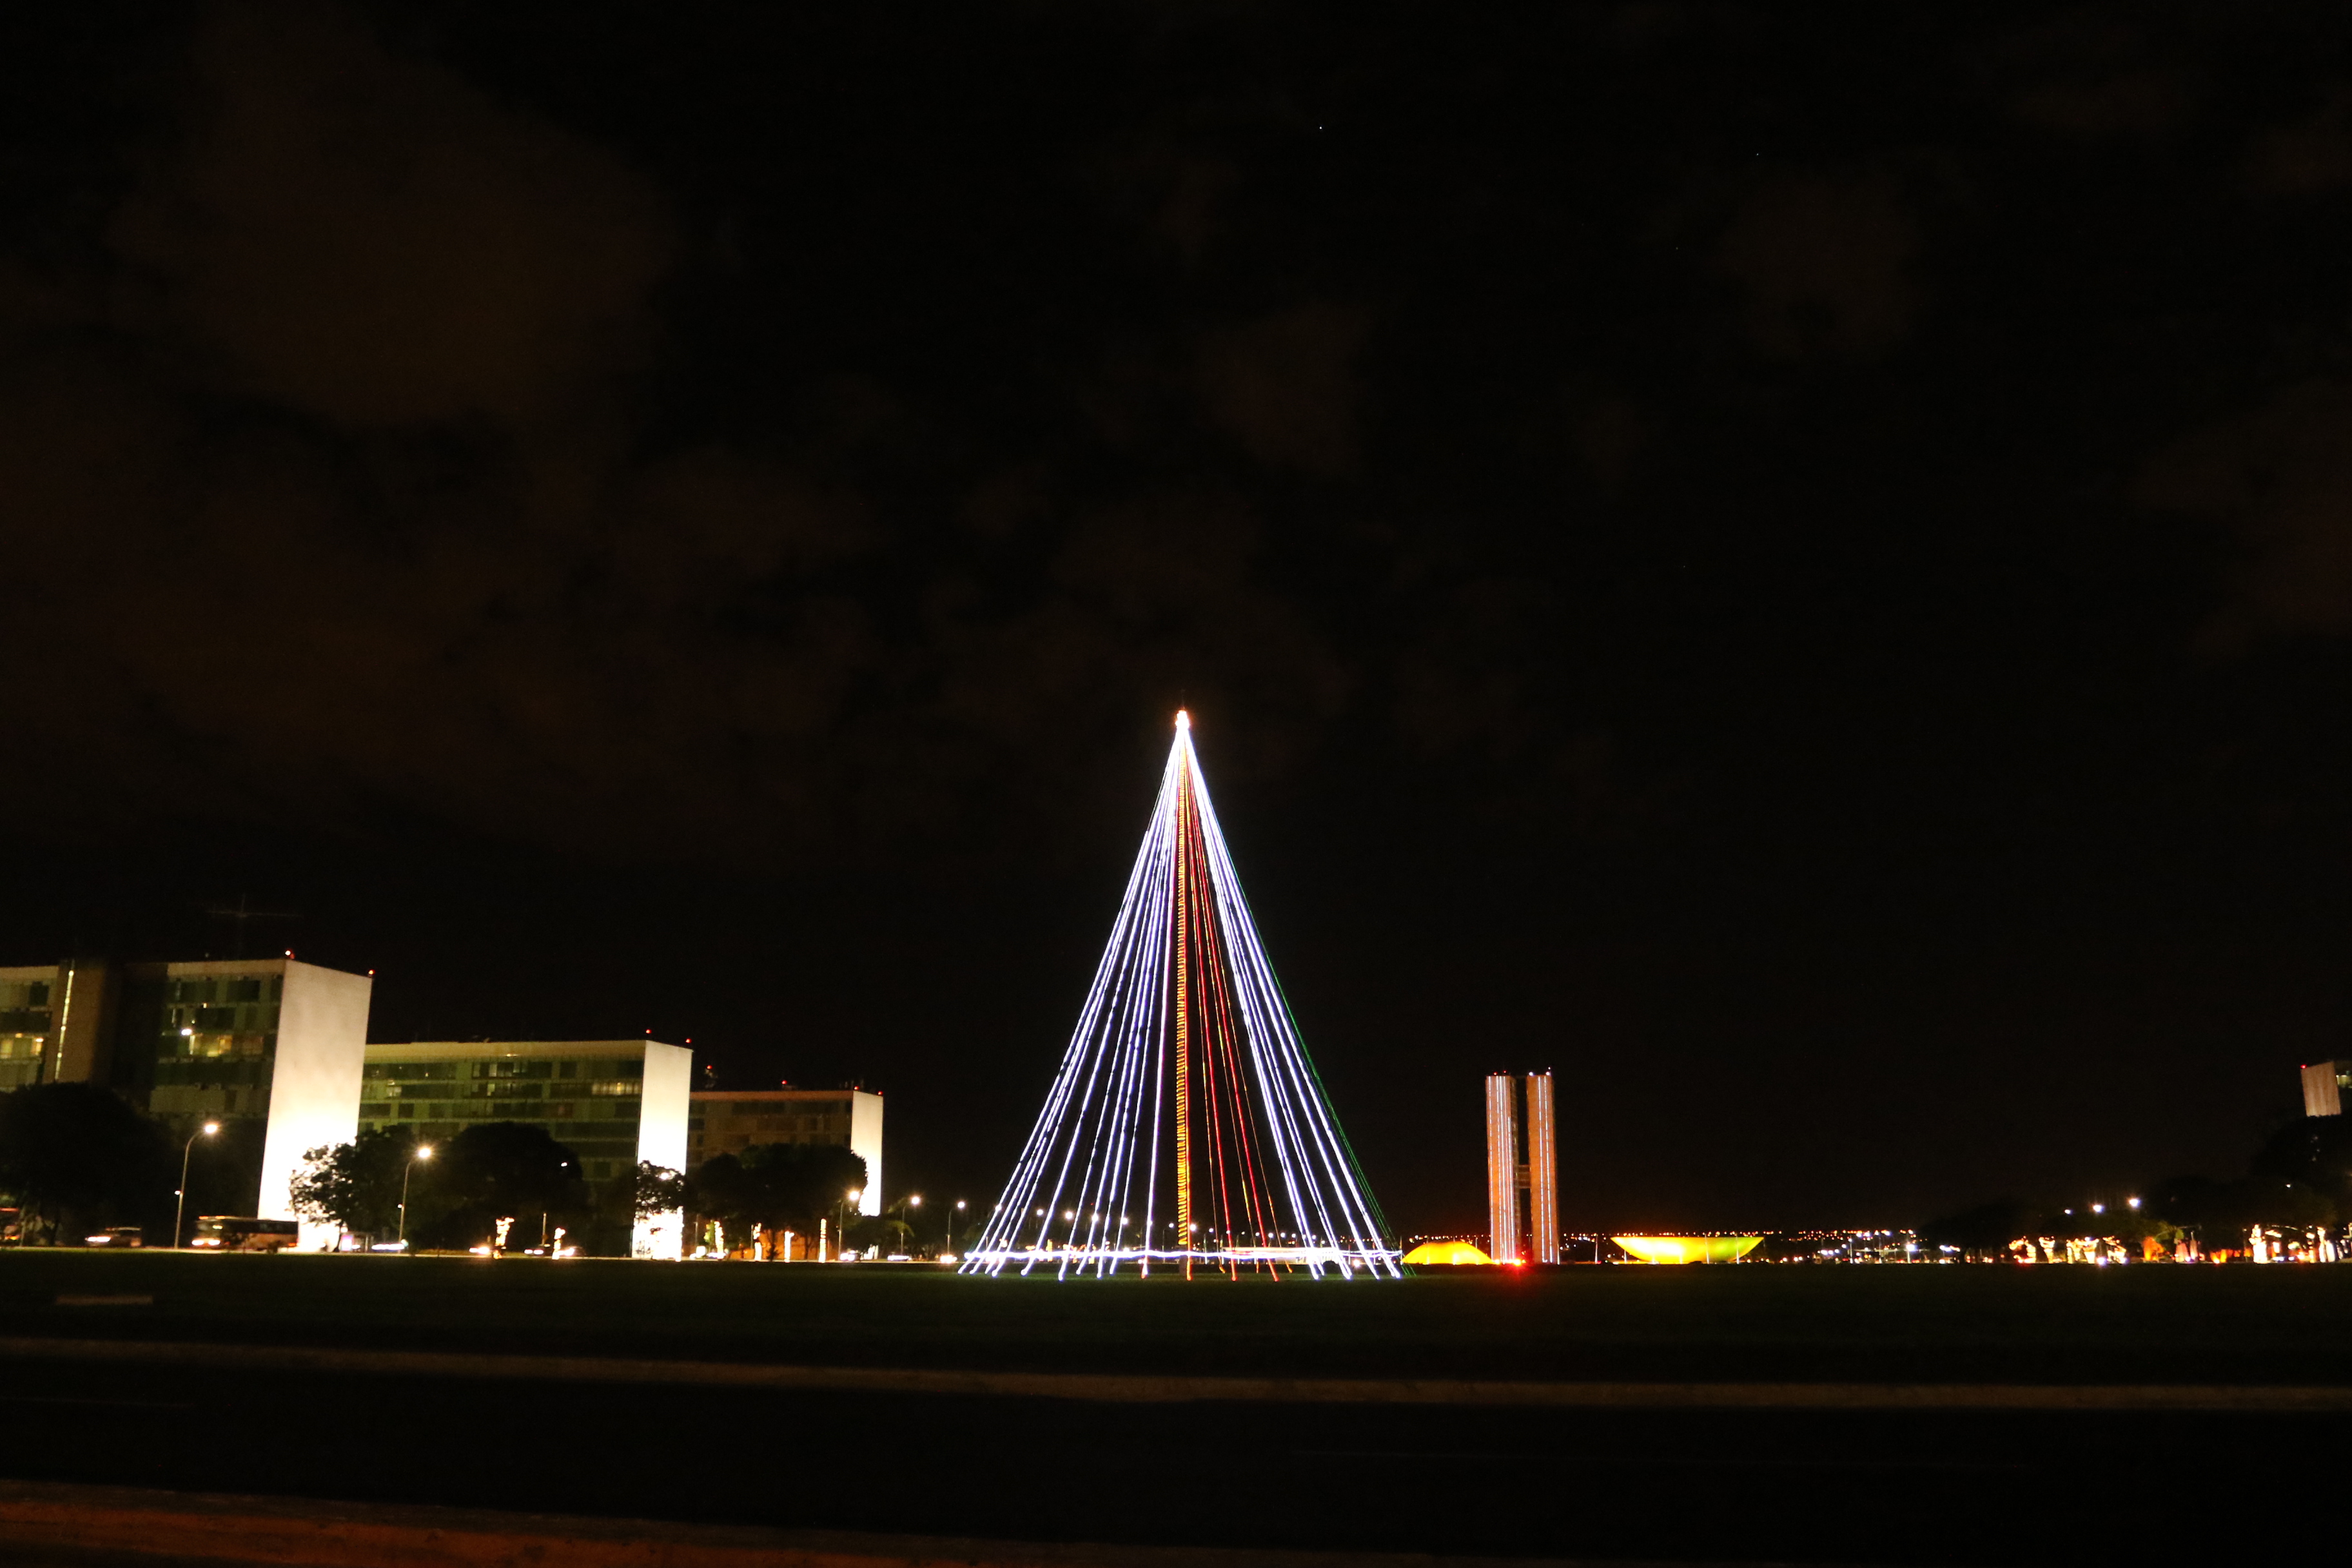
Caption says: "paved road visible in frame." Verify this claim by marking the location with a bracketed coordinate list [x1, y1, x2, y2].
[0, 1345, 2334, 1563]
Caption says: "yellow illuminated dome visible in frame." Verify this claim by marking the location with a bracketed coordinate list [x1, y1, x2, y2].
[1402, 1240, 1495, 1266]
[1612, 1235, 1761, 1264]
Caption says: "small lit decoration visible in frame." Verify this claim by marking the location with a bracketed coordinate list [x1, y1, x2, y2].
[966, 712, 1399, 1279]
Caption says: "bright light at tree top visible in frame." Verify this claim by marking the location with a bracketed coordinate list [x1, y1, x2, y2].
[964, 712, 1398, 1280]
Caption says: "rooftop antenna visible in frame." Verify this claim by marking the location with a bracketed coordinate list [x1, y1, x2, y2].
[198, 894, 300, 961]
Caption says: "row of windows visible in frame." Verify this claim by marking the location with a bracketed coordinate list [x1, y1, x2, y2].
[0, 982, 52, 1010]
[357, 1121, 640, 1159]
[692, 1132, 852, 1153]
[153, 1058, 271, 1088]
[168, 1004, 277, 1034]
[152, 1084, 266, 1117]
[374, 1079, 640, 1100]
[161, 1031, 273, 1062]
[363, 1057, 647, 1083]
[166, 976, 278, 1005]
[367, 1062, 458, 1082]
[360, 1101, 643, 1123]
[0, 1008, 51, 1034]
[0, 1033, 48, 1061]
[686, 1113, 844, 1134]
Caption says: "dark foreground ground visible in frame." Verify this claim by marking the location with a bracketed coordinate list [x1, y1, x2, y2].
[1, 1254, 2346, 1564]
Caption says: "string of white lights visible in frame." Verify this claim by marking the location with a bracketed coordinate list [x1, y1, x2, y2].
[981, 745, 1182, 1261]
[966, 715, 1398, 1279]
[1191, 747, 1390, 1267]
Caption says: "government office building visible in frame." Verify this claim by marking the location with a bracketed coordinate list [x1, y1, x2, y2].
[0, 957, 372, 1244]
[356, 1039, 691, 1253]
[1, 956, 882, 1254]
[688, 1088, 883, 1215]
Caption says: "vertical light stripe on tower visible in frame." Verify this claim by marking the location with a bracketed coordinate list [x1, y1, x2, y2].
[1484, 1073, 1520, 1263]
[1524, 1072, 1558, 1264]
[1173, 765, 1193, 1258]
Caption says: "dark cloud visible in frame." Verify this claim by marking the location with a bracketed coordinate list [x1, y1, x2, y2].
[1, 2, 1357, 861]
[1197, 301, 1368, 476]
[108, 0, 671, 434]
[2141, 382, 2352, 643]
[1993, 15, 2203, 141]
[2251, 90, 2352, 196]
[1716, 172, 1918, 361]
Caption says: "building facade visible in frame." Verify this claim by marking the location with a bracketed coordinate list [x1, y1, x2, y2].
[1484, 1070, 1560, 1264]
[356, 1039, 692, 1255]
[0, 959, 117, 1089]
[0, 957, 372, 1244]
[2303, 1061, 2347, 1118]
[688, 1088, 883, 1215]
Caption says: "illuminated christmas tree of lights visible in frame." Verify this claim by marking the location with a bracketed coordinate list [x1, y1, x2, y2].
[965, 712, 1399, 1278]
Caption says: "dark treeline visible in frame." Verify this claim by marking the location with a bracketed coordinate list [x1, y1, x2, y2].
[292, 1123, 895, 1257]
[1926, 1117, 2352, 1259]
[0, 1083, 253, 1246]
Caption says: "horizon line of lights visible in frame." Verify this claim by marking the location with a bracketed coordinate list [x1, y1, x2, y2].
[965, 714, 1399, 1281]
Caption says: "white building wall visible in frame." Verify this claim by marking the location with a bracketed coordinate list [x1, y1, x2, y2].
[633, 1041, 692, 1258]
[850, 1090, 884, 1215]
[257, 961, 373, 1247]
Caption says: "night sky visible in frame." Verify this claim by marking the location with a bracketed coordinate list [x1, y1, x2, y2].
[6, 3, 2352, 1236]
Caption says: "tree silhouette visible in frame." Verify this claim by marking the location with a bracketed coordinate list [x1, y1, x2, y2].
[688, 1142, 865, 1251]
[425, 1121, 587, 1251]
[0, 1084, 168, 1244]
[290, 1126, 426, 1238]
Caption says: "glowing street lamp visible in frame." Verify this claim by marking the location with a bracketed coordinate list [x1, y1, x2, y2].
[173, 1121, 220, 1249]
[398, 1144, 435, 1247]
[948, 1198, 966, 1257]
[839, 1188, 862, 1260]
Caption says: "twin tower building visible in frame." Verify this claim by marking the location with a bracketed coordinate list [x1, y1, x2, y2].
[1484, 1071, 1560, 1264]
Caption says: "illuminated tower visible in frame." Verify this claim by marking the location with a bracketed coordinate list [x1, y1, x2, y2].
[1485, 1070, 1560, 1264]
[1525, 1072, 1559, 1264]
[1484, 1074, 1520, 1263]
[966, 712, 1398, 1279]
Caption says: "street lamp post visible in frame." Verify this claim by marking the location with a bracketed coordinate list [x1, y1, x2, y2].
[950, 1198, 966, 1257]
[398, 1145, 436, 1248]
[908, 1193, 921, 1257]
[173, 1121, 220, 1248]
[840, 1188, 861, 1261]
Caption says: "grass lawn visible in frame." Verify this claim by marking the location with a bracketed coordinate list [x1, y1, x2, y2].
[2, 1251, 2347, 1385]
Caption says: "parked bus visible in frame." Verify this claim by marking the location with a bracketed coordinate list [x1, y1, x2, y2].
[190, 1217, 300, 1253]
